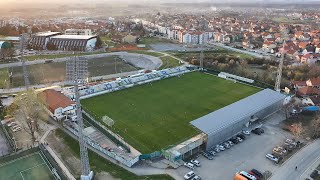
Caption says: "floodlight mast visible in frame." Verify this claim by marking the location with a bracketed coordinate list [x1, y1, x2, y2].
[66, 56, 92, 180]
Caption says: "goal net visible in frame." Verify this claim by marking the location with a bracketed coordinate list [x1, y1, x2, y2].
[102, 115, 114, 127]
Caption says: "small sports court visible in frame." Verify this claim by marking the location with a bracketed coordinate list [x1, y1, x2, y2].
[0, 151, 57, 180]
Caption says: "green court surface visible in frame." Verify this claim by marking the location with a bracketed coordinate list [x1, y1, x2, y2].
[82, 72, 260, 154]
[0, 152, 55, 180]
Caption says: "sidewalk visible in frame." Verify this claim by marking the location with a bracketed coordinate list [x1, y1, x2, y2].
[40, 125, 76, 180]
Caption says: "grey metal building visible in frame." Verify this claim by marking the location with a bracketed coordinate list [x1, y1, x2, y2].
[191, 89, 286, 150]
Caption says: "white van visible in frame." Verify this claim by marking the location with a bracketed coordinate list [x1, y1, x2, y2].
[239, 171, 257, 180]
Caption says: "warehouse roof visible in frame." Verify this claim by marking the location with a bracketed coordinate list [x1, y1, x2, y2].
[191, 89, 286, 135]
[50, 35, 96, 40]
[36, 32, 61, 37]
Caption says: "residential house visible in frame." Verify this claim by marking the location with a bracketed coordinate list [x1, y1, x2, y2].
[296, 86, 320, 97]
[316, 44, 320, 53]
[39, 89, 76, 120]
[262, 42, 276, 52]
[306, 77, 320, 88]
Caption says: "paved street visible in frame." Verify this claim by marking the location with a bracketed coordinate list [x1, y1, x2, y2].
[270, 139, 320, 180]
[210, 42, 265, 58]
[0, 51, 162, 69]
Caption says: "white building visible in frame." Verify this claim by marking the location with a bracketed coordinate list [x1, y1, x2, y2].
[65, 29, 92, 36]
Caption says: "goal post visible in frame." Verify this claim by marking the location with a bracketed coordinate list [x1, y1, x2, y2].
[102, 115, 114, 127]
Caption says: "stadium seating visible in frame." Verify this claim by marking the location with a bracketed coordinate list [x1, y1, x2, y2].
[64, 65, 193, 98]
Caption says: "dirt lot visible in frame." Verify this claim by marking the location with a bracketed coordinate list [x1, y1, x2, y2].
[46, 129, 118, 180]
[176, 111, 297, 180]
[8, 55, 137, 87]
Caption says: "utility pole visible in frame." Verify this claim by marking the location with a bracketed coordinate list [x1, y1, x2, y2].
[200, 42, 204, 70]
[66, 56, 93, 180]
[20, 33, 30, 89]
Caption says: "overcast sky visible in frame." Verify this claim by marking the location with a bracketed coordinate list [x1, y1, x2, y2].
[1, 0, 319, 6]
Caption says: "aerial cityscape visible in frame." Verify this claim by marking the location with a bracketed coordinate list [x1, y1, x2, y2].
[0, 0, 319, 180]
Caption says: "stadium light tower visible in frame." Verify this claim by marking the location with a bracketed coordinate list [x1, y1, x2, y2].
[66, 56, 93, 180]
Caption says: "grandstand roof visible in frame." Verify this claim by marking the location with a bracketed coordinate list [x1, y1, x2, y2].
[50, 35, 96, 40]
[36, 32, 61, 37]
[191, 89, 286, 135]
[39, 89, 75, 114]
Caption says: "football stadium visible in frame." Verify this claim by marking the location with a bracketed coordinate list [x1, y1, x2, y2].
[81, 71, 260, 154]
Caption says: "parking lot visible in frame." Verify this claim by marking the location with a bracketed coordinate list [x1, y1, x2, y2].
[176, 112, 296, 180]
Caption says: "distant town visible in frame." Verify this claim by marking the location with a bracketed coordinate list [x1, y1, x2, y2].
[0, 2, 319, 180]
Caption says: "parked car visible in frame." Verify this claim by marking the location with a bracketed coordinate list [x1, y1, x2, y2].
[184, 171, 196, 180]
[191, 175, 201, 180]
[285, 139, 297, 146]
[258, 128, 264, 133]
[202, 152, 213, 160]
[214, 147, 221, 153]
[209, 150, 217, 156]
[242, 130, 250, 135]
[272, 146, 287, 156]
[7, 122, 17, 127]
[266, 154, 280, 163]
[239, 171, 257, 180]
[190, 159, 200, 167]
[237, 133, 246, 140]
[230, 137, 239, 144]
[218, 145, 225, 151]
[184, 162, 195, 170]
[250, 169, 263, 179]
[236, 137, 243, 142]
[223, 142, 231, 149]
[13, 127, 21, 132]
[310, 170, 319, 179]
[227, 140, 234, 146]
[252, 128, 262, 135]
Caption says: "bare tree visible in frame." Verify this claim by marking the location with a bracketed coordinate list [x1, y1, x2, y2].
[14, 90, 42, 142]
[282, 97, 297, 119]
[310, 116, 320, 138]
[290, 122, 303, 137]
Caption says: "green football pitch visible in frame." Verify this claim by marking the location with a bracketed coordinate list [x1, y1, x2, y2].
[0, 152, 55, 180]
[82, 72, 260, 154]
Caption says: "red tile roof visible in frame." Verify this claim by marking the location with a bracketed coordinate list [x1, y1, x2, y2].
[39, 89, 74, 113]
[309, 77, 320, 86]
[294, 81, 307, 86]
[297, 86, 320, 96]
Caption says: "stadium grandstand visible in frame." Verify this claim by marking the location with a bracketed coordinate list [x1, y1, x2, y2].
[49, 35, 97, 51]
[29, 32, 62, 50]
[28, 31, 97, 51]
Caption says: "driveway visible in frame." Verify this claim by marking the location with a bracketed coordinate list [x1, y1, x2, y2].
[176, 112, 295, 180]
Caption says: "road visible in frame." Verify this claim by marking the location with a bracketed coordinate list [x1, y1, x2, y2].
[0, 51, 162, 69]
[210, 42, 265, 58]
[270, 139, 320, 180]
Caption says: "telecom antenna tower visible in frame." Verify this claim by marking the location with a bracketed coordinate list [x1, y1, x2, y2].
[20, 34, 30, 89]
[66, 56, 93, 180]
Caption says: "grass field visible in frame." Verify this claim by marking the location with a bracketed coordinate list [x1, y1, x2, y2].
[82, 72, 260, 153]
[138, 37, 175, 46]
[159, 56, 181, 69]
[0, 152, 55, 180]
